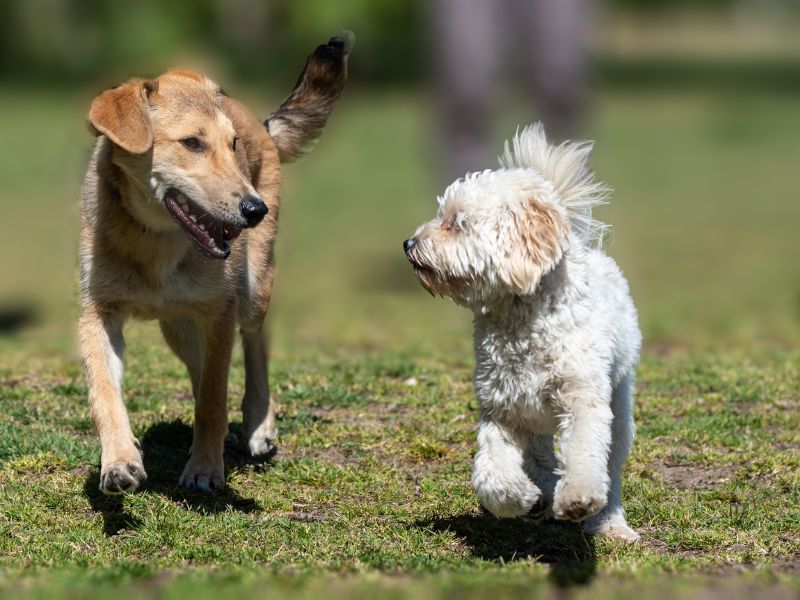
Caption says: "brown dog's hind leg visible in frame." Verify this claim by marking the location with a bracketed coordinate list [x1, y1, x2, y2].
[178, 306, 236, 492]
[80, 307, 146, 495]
[241, 325, 276, 456]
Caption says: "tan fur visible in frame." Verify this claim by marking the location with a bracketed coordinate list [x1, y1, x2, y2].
[79, 36, 350, 495]
[499, 201, 568, 294]
[88, 79, 155, 154]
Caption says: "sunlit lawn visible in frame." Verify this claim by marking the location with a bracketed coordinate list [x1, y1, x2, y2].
[0, 82, 798, 597]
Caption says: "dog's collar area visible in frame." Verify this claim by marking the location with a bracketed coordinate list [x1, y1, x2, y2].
[163, 188, 242, 259]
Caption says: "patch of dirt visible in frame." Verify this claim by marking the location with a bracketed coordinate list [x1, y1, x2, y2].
[772, 558, 800, 575]
[282, 511, 329, 523]
[694, 559, 800, 579]
[643, 338, 690, 358]
[1, 373, 72, 394]
[306, 401, 420, 428]
[639, 534, 800, 578]
[314, 445, 363, 468]
[653, 461, 739, 490]
[276, 400, 471, 478]
[637, 530, 669, 554]
[264, 500, 340, 524]
[172, 389, 193, 401]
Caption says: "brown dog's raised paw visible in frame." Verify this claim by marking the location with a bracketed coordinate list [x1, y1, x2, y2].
[100, 460, 147, 495]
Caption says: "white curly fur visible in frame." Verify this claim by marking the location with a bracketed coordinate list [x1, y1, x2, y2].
[406, 124, 642, 541]
[499, 123, 611, 249]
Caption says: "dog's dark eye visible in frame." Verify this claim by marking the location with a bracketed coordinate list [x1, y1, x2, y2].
[180, 137, 204, 152]
[232, 137, 238, 152]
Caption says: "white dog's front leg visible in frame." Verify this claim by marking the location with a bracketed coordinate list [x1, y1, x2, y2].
[553, 385, 613, 523]
[472, 419, 541, 518]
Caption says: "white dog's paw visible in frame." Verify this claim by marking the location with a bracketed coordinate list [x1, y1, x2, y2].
[179, 456, 225, 492]
[587, 521, 640, 542]
[473, 470, 542, 518]
[583, 511, 640, 542]
[552, 477, 608, 522]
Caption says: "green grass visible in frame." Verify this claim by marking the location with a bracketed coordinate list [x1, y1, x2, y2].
[0, 83, 799, 597]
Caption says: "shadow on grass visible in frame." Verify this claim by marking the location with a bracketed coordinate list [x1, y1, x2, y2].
[84, 419, 275, 536]
[0, 302, 38, 335]
[418, 512, 597, 587]
[82, 478, 144, 537]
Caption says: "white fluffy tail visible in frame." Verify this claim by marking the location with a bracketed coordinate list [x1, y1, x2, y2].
[499, 123, 610, 248]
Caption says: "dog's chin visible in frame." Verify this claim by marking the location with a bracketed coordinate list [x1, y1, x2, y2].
[414, 270, 438, 296]
[411, 263, 477, 306]
[406, 259, 441, 297]
[163, 188, 242, 260]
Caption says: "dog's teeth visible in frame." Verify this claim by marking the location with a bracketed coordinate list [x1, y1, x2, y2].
[189, 215, 197, 222]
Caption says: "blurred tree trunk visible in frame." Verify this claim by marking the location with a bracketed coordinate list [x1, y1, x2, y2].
[429, 0, 593, 183]
[429, 0, 499, 183]
[215, 0, 271, 57]
[511, 0, 593, 141]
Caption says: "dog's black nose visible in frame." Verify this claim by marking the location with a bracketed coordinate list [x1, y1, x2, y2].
[240, 196, 268, 227]
[403, 238, 416, 255]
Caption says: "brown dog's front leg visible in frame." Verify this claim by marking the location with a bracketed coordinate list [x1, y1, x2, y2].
[178, 307, 236, 492]
[80, 306, 146, 495]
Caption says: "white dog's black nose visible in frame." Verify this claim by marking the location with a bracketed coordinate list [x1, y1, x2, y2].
[403, 238, 416, 255]
[240, 196, 268, 227]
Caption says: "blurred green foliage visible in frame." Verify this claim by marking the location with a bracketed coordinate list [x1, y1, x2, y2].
[7, 0, 797, 86]
[0, 0, 423, 84]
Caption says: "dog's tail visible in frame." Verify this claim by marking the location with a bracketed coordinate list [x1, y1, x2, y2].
[499, 123, 610, 248]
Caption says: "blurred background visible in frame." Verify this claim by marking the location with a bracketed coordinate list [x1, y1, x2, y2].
[1, 0, 799, 361]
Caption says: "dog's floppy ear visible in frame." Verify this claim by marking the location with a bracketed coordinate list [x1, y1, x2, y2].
[88, 79, 155, 154]
[266, 31, 354, 163]
[499, 200, 568, 295]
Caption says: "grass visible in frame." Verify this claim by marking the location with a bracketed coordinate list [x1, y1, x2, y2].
[0, 80, 799, 598]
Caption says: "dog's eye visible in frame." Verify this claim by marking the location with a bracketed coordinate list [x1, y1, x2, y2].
[232, 137, 238, 152]
[180, 137, 204, 152]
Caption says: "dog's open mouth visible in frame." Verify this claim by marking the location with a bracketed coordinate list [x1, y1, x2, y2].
[164, 189, 242, 259]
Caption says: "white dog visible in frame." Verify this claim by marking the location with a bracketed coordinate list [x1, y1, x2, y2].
[404, 124, 641, 541]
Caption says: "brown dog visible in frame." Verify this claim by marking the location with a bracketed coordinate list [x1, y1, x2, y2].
[79, 34, 353, 495]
